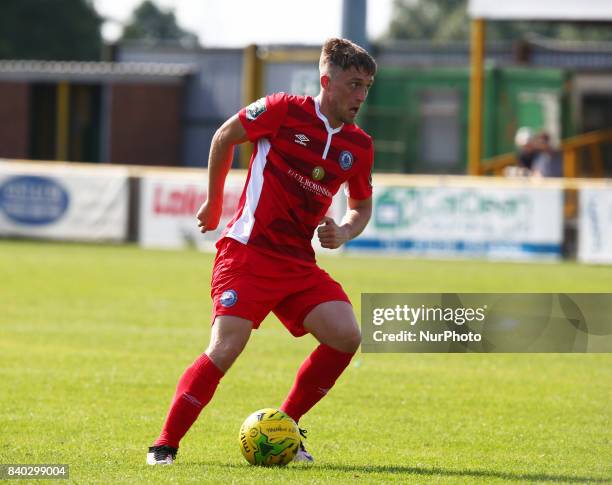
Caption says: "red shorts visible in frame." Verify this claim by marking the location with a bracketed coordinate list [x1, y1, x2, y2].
[210, 237, 350, 337]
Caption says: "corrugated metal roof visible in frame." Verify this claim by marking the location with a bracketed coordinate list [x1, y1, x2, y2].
[0, 60, 196, 83]
[375, 39, 612, 69]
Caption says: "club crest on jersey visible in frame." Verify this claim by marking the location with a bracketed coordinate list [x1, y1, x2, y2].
[245, 98, 266, 121]
[220, 289, 238, 308]
[312, 166, 325, 181]
[339, 150, 354, 170]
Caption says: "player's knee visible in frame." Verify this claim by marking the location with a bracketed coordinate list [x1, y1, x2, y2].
[206, 317, 252, 371]
[212, 339, 244, 357]
[206, 336, 247, 372]
[206, 344, 241, 372]
[332, 326, 361, 354]
[344, 328, 362, 353]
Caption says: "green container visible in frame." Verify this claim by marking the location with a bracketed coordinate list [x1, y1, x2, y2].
[490, 68, 572, 156]
[359, 66, 571, 174]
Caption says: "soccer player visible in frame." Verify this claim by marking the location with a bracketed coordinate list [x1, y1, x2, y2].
[147, 38, 376, 465]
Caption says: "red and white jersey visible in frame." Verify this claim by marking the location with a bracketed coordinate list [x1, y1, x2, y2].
[221, 93, 374, 265]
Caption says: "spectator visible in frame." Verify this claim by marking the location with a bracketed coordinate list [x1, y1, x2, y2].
[504, 127, 536, 177]
[531, 132, 563, 177]
[515, 127, 537, 170]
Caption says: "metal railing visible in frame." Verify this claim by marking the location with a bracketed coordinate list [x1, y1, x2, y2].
[479, 128, 612, 177]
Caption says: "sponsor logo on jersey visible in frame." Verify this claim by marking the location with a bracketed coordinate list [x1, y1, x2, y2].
[220, 289, 238, 308]
[339, 150, 354, 170]
[294, 133, 310, 146]
[245, 97, 266, 121]
[287, 168, 333, 199]
[311, 166, 325, 181]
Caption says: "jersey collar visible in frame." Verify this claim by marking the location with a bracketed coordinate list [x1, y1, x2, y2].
[314, 97, 343, 135]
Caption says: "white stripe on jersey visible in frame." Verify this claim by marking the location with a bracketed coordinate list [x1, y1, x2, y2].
[226, 139, 270, 244]
[314, 98, 343, 160]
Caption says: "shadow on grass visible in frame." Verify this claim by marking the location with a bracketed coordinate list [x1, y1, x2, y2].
[203, 461, 609, 483]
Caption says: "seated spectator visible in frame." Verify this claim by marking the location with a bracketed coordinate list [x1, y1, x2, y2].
[515, 127, 537, 170]
[504, 127, 536, 177]
[531, 132, 563, 178]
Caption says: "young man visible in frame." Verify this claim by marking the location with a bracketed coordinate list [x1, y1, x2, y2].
[147, 38, 376, 465]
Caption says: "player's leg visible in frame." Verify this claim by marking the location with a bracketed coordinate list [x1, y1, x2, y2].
[148, 316, 252, 464]
[280, 301, 360, 424]
[303, 301, 361, 352]
[205, 315, 253, 372]
[277, 300, 359, 462]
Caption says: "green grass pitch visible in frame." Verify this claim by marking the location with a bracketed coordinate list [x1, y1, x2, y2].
[1, 240, 610, 484]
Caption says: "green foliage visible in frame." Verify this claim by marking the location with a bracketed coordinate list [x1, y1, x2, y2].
[387, 0, 612, 42]
[0, 241, 610, 483]
[388, 0, 469, 43]
[0, 0, 102, 60]
[121, 0, 199, 47]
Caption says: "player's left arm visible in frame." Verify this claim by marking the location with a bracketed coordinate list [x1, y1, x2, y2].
[317, 196, 372, 249]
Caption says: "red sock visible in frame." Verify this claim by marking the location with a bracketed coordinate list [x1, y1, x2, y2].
[280, 344, 355, 423]
[154, 353, 224, 448]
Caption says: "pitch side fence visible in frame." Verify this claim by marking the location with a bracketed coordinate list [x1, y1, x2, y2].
[1, 159, 611, 264]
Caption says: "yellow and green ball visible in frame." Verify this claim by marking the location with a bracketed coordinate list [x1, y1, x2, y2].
[238, 408, 300, 466]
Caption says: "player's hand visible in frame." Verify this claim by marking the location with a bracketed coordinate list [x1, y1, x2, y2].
[317, 216, 350, 249]
[196, 199, 223, 233]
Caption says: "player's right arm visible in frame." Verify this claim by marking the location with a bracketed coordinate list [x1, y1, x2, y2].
[197, 114, 249, 233]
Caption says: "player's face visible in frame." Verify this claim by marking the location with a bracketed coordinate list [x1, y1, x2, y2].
[325, 67, 373, 125]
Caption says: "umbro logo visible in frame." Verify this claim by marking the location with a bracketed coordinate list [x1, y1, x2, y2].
[294, 133, 310, 146]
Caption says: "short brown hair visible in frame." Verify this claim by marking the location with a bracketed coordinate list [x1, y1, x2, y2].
[319, 38, 377, 77]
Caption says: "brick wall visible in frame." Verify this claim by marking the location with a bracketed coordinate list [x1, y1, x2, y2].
[0, 82, 29, 159]
[109, 84, 182, 165]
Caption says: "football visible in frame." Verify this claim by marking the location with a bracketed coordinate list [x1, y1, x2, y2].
[238, 408, 301, 466]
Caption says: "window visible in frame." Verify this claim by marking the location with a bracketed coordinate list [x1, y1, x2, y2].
[419, 90, 460, 171]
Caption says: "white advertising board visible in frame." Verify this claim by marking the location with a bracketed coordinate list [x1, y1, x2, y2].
[139, 173, 244, 251]
[578, 187, 612, 264]
[0, 162, 128, 241]
[469, 0, 612, 21]
[139, 172, 346, 253]
[347, 184, 564, 260]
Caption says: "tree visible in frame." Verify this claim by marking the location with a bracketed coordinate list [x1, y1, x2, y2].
[387, 0, 469, 43]
[386, 0, 612, 42]
[0, 0, 102, 60]
[120, 1, 199, 47]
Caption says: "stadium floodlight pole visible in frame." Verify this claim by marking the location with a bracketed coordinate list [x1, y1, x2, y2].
[468, 18, 485, 176]
[341, 0, 368, 52]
